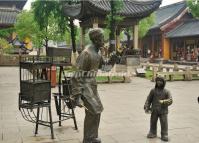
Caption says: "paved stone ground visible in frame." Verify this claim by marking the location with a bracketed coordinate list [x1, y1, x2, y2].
[0, 67, 199, 143]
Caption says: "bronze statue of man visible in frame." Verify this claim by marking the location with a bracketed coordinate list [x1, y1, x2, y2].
[71, 28, 106, 143]
[144, 76, 173, 142]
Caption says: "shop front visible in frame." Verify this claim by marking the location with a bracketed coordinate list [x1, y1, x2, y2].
[170, 38, 199, 61]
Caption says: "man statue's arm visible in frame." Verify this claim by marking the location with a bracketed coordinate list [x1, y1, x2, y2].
[71, 52, 91, 107]
[99, 51, 120, 71]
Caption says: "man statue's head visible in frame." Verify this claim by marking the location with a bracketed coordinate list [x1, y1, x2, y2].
[89, 28, 104, 49]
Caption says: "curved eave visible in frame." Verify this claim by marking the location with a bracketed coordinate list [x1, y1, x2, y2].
[63, 0, 162, 19]
[159, 5, 187, 29]
[87, 0, 162, 18]
[166, 20, 199, 38]
[62, 2, 82, 19]
[151, 1, 187, 30]
[167, 34, 199, 38]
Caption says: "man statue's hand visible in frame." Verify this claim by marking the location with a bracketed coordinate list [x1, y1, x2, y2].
[70, 95, 84, 108]
[75, 97, 84, 108]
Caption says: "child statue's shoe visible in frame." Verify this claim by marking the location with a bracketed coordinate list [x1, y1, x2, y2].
[147, 132, 157, 138]
[161, 135, 169, 142]
[91, 138, 101, 143]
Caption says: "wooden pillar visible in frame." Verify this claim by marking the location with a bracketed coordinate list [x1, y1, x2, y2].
[152, 35, 154, 57]
[162, 37, 170, 60]
[93, 18, 98, 28]
[80, 27, 85, 50]
[170, 39, 173, 60]
[133, 24, 139, 49]
[183, 39, 185, 60]
[93, 23, 98, 28]
[116, 28, 121, 52]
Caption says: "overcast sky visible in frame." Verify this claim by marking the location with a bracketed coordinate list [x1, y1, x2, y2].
[24, 0, 184, 10]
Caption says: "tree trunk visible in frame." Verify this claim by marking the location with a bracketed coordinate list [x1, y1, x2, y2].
[109, 0, 116, 54]
[127, 30, 131, 49]
[45, 27, 48, 55]
[37, 48, 41, 56]
[45, 37, 48, 56]
[70, 19, 76, 53]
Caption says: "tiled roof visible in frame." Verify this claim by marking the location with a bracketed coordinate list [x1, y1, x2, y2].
[63, 0, 162, 19]
[151, 1, 187, 29]
[0, 7, 20, 25]
[166, 20, 199, 38]
[0, 0, 27, 10]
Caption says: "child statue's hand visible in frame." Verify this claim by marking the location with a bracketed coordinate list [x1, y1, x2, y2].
[145, 109, 152, 114]
[144, 106, 152, 114]
[159, 100, 164, 104]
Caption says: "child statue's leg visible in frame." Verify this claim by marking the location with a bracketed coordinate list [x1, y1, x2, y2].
[147, 112, 158, 138]
[160, 114, 168, 141]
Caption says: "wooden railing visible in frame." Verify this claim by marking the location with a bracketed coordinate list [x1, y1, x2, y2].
[141, 63, 199, 81]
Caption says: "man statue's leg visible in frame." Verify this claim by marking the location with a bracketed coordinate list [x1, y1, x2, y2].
[83, 109, 101, 143]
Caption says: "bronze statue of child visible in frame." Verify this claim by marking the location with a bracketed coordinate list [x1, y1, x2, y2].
[144, 76, 173, 142]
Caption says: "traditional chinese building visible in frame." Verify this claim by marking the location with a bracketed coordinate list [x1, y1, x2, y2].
[166, 19, 199, 61]
[142, 1, 199, 62]
[0, 0, 26, 29]
[62, 0, 162, 51]
[0, 1, 29, 49]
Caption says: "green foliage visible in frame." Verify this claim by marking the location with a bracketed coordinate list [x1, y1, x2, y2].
[145, 69, 153, 80]
[15, 10, 43, 48]
[104, 28, 111, 42]
[106, 0, 124, 29]
[187, 0, 199, 18]
[32, 0, 70, 49]
[0, 38, 14, 54]
[106, 0, 124, 52]
[96, 76, 124, 83]
[32, 0, 57, 31]
[139, 13, 155, 38]
[0, 38, 12, 49]
[0, 28, 14, 38]
[15, 10, 35, 40]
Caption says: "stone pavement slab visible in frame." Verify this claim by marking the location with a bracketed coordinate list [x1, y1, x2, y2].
[0, 67, 199, 143]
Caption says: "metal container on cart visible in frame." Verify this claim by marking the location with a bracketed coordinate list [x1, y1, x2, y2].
[19, 56, 52, 105]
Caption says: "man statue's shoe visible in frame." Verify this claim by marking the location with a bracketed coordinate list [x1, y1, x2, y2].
[91, 138, 101, 143]
[147, 133, 157, 138]
[161, 135, 169, 142]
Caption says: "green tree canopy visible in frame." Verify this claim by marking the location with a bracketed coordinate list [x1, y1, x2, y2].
[187, 0, 199, 18]
[0, 28, 15, 39]
[60, 0, 81, 52]
[0, 38, 14, 54]
[107, 0, 124, 53]
[32, 0, 69, 52]
[15, 10, 43, 48]
[139, 13, 155, 38]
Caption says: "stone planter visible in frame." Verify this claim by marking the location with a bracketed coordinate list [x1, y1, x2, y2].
[0, 54, 19, 66]
[126, 55, 140, 66]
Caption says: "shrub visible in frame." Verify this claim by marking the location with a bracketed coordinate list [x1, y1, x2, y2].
[0, 38, 14, 54]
